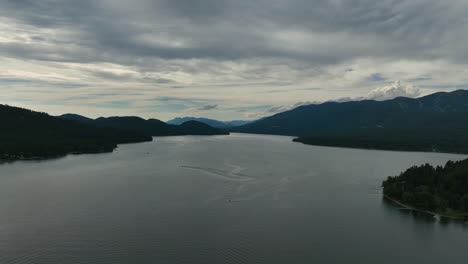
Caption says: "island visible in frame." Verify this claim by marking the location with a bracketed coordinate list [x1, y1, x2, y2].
[382, 159, 468, 220]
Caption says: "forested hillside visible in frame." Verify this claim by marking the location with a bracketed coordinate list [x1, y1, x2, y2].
[0, 105, 152, 161]
[233, 90, 468, 153]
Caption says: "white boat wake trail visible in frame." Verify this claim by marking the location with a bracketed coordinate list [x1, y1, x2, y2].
[180, 164, 253, 182]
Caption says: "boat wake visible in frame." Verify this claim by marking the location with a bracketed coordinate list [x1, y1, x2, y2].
[180, 164, 253, 182]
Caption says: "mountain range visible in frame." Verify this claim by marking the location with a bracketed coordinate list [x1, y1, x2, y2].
[59, 114, 230, 137]
[0, 106, 229, 161]
[232, 90, 468, 153]
[3, 89, 468, 161]
[167, 117, 251, 128]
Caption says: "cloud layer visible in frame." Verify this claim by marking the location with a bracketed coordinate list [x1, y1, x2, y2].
[367, 80, 421, 101]
[1, 0, 468, 120]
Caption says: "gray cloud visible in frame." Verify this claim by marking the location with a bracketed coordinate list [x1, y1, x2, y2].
[366, 80, 421, 101]
[332, 80, 421, 102]
[198, 104, 218, 111]
[1, 0, 468, 120]
[1, 0, 468, 64]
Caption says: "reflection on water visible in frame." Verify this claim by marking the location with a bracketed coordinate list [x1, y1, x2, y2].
[0, 134, 467, 264]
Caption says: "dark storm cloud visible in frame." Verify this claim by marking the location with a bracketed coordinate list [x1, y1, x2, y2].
[1, 0, 467, 65]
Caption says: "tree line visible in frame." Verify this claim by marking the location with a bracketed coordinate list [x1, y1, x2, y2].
[383, 159, 468, 216]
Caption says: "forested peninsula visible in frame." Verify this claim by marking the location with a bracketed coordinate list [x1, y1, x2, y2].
[383, 159, 468, 219]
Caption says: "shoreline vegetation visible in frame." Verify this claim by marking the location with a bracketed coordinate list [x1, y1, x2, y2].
[384, 195, 468, 221]
[382, 159, 468, 221]
[293, 136, 468, 155]
[0, 140, 147, 164]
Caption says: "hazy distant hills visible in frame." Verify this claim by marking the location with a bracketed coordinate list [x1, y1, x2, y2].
[60, 115, 229, 136]
[0, 105, 152, 160]
[232, 90, 468, 153]
[167, 117, 251, 128]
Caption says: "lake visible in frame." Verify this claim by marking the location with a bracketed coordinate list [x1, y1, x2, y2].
[0, 133, 467, 264]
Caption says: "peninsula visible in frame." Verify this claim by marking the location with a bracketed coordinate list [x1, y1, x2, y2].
[382, 159, 468, 220]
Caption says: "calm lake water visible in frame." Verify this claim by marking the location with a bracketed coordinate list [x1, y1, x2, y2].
[0, 133, 467, 264]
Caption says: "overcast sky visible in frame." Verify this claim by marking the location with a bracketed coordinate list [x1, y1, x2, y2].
[1, 0, 468, 120]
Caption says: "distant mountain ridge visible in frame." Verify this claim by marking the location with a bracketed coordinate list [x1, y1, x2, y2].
[232, 90, 468, 136]
[167, 117, 251, 128]
[60, 113, 94, 123]
[232, 90, 468, 153]
[60, 115, 229, 136]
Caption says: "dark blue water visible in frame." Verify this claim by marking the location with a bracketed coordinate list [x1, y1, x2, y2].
[0, 134, 467, 264]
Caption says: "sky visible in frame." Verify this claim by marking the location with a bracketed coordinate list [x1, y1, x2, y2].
[1, 0, 468, 121]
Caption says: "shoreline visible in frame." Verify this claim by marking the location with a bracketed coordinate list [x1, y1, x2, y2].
[383, 195, 468, 221]
[293, 138, 468, 155]
[0, 134, 227, 164]
[0, 149, 114, 164]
